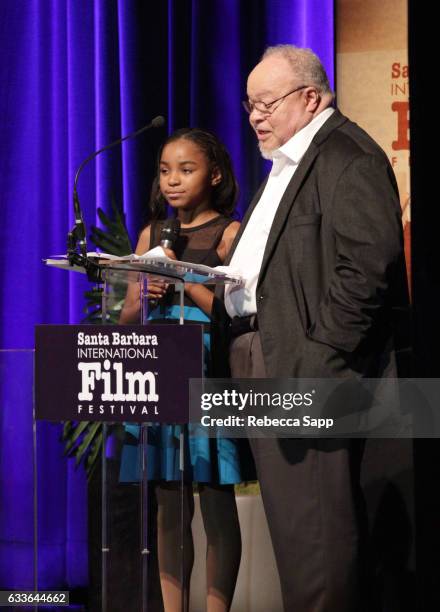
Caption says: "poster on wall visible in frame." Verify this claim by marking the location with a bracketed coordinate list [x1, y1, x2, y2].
[336, 0, 410, 285]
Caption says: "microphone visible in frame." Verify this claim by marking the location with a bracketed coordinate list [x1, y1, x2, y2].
[148, 218, 181, 309]
[67, 115, 166, 273]
[159, 218, 181, 250]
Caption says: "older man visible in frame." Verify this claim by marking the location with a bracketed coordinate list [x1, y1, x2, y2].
[214, 45, 408, 611]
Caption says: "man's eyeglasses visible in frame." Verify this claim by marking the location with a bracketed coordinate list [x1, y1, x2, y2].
[242, 85, 308, 115]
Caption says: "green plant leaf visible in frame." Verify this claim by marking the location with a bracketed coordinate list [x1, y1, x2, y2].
[63, 196, 134, 475]
[86, 431, 103, 479]
[90, 199, 133, 257]
[75, 422, 101, 467]
[62, 421, 73, 438]
[63, 421, 90, 454]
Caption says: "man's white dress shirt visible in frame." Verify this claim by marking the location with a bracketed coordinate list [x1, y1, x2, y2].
[224, 107, 335, 318]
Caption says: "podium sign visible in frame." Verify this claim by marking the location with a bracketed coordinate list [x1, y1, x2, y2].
[35, 324, 203, 422]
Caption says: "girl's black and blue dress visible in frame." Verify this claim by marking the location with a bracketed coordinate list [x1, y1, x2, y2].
[119, 215, 254, 484]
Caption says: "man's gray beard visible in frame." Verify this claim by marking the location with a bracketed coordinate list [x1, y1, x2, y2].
[258, 143, 274, 160]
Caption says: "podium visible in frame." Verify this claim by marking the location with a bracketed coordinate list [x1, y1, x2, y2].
[33, 255, 241, 611]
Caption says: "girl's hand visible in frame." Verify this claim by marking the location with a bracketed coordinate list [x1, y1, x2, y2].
[147, 279, 168, 299]
[162, 247, 177, 260]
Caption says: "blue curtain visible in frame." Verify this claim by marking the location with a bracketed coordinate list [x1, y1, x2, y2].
[0, 0, 334, 590]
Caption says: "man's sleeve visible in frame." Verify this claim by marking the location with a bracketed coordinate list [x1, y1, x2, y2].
[308, 152, 405, 353]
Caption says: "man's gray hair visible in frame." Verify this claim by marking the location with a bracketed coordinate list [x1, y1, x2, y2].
[262, 45, 334, 97]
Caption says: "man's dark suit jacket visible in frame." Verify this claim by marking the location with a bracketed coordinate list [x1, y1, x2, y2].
[212, 109, 409, 380]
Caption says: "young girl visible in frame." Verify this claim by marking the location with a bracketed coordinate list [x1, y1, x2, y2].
[119, 128, 253, 612]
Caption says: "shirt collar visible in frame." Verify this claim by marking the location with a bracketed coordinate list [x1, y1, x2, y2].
[276, 107, 335, 165]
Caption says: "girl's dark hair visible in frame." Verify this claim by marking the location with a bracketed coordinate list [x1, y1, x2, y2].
[149, 128, 239, 220]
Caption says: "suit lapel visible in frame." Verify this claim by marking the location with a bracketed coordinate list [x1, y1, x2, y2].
[256, 144, 319, 286]
[257, 109, 348, 287]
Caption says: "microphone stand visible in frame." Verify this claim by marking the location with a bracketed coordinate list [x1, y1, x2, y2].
[67, 191, 101, 282]
[66, 116, 165, 282]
